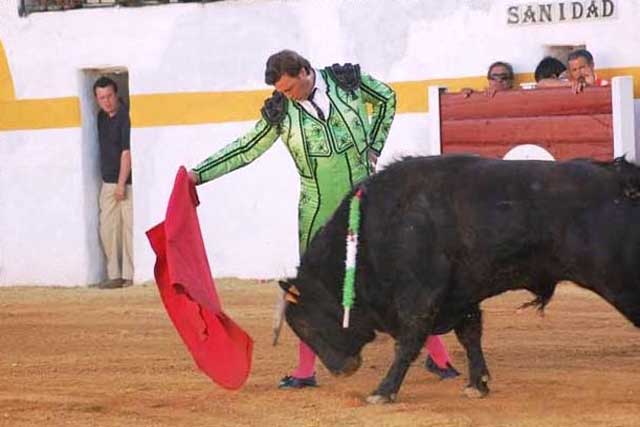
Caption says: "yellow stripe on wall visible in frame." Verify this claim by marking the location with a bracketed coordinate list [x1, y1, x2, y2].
[131, 74, 527, 126]
[131, 89, 271, 127]
[0, 41, 16, 100]
[392, 76, 489, 113]
[1, 40, 80, 130]
[599, 67, 640, 96]
[0, 35, 639, 132]
[0, 98, 80, 130]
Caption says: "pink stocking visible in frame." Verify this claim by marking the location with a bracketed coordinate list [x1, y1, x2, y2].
[291, 340, 316, 378]
[425, 335, 451, 368]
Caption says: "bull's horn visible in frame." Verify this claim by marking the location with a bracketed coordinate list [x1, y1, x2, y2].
[272, 292, 287, 346]
[285, 293, 298, 304]
[288, 285, 300, 296]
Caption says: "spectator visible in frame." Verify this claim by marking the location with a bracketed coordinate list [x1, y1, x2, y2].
[93, 77, 134, 290]
[534, 56, 568, 87]
[463, 61, 515, 97]
[486, 61, 515, 93]
[567, 48, 609, 93]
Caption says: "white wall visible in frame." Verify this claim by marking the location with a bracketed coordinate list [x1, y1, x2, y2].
[5, 1, 640, 97]
[1, 0, 639, 285]
[0, 129, 89, 285]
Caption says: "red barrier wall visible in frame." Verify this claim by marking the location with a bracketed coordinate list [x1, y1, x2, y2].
[440, 86, 613, 160]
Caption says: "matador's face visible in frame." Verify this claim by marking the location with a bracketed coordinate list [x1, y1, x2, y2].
[274, 68, 314, 101]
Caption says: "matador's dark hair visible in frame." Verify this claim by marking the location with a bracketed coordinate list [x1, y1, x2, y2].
[264, 50, 312, 85]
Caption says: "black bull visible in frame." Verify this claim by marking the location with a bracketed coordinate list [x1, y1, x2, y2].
[280, 155, 640, 404]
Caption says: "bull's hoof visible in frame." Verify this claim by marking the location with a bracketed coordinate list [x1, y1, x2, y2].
[366, 393, 396, 404]
[463, 374, 490, 399]
[463, 378, 490, 399]
[463, 386, 487, 399]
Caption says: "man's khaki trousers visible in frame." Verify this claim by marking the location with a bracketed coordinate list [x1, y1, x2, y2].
[99, 183, 133, 281]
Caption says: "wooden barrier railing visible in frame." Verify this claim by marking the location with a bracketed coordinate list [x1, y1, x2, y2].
[428, 76, 635, 162]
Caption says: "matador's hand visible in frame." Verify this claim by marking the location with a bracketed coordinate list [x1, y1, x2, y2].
[188, 170, 200, 185]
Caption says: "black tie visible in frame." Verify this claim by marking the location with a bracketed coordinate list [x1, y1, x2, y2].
[308, 88, 326, 121]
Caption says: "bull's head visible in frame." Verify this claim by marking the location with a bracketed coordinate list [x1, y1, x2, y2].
[279, 278, 375, 377]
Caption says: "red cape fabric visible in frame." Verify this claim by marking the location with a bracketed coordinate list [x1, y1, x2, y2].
[146, 167, 253, 390]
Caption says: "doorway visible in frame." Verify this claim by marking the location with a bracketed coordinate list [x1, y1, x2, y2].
[78, 67, 130, 285]
[543, 44, 586, 66]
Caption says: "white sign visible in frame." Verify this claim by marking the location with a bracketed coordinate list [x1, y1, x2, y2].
[507, 1, 616, 25]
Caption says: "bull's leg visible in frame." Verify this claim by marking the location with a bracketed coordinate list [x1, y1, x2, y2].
[454, 305, 490, 398]
[366, 331, 427, 404]
[365, 249, 449, 404]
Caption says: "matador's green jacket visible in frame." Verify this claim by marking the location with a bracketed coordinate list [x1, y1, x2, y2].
[193, 64, 396, 255]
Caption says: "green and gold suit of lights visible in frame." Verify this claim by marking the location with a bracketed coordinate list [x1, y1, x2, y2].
[193, 64, 396, 255]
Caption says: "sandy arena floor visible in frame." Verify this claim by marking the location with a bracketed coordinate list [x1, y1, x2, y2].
[1, 280, 638, 427]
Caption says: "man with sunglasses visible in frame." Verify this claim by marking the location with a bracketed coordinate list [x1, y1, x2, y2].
[462, 61, 515, 97]
[486, 61, 515, 95]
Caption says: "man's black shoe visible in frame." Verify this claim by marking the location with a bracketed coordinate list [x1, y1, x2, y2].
[278, 374, 318, 389]
[425, 355, 461, 380]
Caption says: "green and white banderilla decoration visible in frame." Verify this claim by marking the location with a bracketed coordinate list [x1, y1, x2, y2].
[342, 188, 364, 328]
